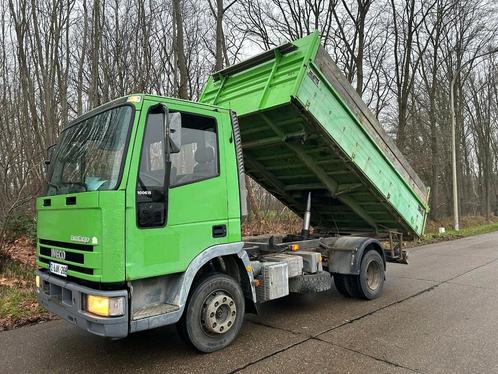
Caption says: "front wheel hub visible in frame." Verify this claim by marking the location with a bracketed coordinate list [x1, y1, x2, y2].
[202, 292, 237, 334]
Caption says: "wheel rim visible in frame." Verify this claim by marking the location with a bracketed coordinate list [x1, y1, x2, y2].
[366, 260, 381, 291]
[201, 290, 237, 335]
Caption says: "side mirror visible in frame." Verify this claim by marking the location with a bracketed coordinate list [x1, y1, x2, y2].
[159, 105, 180, 197]
[45, 144, 57, 173]
[167, 112, 182, 154]
[160, 103, 181, 155]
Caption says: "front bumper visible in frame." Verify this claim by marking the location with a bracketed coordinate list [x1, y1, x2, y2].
[36, 270, 129, 338]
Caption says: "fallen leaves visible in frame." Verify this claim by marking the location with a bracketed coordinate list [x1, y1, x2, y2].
[1, 236, 36, 267]
[0, 276, 28, 288]
[0, 237, 56, 331]
[0, 314, 54, 332]
[242, 217, 303, 237]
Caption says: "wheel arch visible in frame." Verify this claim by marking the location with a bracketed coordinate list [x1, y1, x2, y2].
[129, 242, 257, 334]
[363, 241, 386, 270]
[192, 253, 258, 314]
[177, 243, 257, 316]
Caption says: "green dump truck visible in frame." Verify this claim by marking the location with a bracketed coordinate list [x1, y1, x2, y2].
[35, 32, 429, 352]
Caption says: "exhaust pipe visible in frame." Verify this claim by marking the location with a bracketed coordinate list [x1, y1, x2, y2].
[301, 192, 311, 239]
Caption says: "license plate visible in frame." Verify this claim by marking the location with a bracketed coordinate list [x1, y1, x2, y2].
[49, 262, 68, 277]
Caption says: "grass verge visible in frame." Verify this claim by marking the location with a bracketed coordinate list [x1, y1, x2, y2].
[415, 221, 498, 246]
[0, 254, 53, 331]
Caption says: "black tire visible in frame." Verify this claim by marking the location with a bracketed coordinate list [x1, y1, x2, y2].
[359, 250, 385, 299]
[334, 274, 352, 297]
[347, 250, 385, 300]
[176, 273, 245, 353]
[345, 274, 362, 298]
[289, 272, 332, 293]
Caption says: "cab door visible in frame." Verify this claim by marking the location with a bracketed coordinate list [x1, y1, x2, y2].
[125, 100, 229, 280]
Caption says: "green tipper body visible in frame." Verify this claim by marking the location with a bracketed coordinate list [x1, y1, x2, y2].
[36, 95, 242, 284]
[200, 32, 429, 238]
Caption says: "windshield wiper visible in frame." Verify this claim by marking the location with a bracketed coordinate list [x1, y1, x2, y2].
[48, 182, 59, 191]
[49, 181, 88, 193]
[71, 182, 88, 191]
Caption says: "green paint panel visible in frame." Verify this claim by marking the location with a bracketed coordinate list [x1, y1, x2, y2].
[36, 190, 126, 282]
[201, 32, 429, 237]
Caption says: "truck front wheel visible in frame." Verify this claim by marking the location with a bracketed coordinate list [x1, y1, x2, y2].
[177, 273, 245, 353]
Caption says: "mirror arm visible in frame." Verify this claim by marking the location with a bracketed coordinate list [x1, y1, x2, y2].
[161, 104, 172, 199]
[45, 143, 57, 172]
[161, 103, 171, 162]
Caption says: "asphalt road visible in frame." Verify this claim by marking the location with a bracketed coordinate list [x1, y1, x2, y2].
[2, 232, 498, 373]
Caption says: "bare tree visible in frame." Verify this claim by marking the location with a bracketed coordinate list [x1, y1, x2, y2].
[172, 0, 188, 98]
[1, 0, 498, 241]
[208, 0, 237, 70]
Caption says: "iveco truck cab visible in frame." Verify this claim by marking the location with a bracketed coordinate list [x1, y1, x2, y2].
[36, 94, 258, 351]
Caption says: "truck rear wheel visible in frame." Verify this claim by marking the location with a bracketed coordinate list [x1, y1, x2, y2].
[346, 250, 385, 300]
[333, 274, 352, 297]
[177, 273, 245, 353]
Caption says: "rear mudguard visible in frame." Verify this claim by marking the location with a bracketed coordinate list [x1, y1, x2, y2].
[327, 236, 385, 275]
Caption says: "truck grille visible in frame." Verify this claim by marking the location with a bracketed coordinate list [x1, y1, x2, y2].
[37, 238, 95, 276]
[39, 246, 84, 263]
[39, 238, 93, 252]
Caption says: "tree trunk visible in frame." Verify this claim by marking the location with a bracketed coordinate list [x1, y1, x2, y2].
[90, 0, 101, 108]
[245, 175, 261, 222]
[214, 0, 224, 71]
[172, 0, 188, 99]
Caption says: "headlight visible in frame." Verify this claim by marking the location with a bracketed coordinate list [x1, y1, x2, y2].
[35, 275, 40, 288]
[86, 295, 125, 317]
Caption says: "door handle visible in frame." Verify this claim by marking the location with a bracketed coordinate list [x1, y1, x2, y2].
[212, 225, 227, 238]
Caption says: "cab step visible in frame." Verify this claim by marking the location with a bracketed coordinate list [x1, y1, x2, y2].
[133, 303, 180, 320]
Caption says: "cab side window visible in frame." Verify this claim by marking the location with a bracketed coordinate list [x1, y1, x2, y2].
[170, 113, 218, 186]
[136, 108, 166, 228]
[138, 112, 165, 188]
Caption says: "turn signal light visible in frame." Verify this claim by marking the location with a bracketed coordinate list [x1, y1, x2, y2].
[86, 295, 125, 317]
[289, 244, 300, 251]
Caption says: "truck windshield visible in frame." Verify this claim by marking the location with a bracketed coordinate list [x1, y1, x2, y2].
[47, 105, 133, 195]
